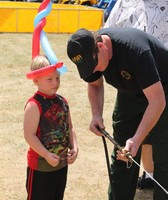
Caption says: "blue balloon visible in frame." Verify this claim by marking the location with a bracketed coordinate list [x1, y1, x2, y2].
[40, 31, 58, 64]
[34, 1, 67, 75]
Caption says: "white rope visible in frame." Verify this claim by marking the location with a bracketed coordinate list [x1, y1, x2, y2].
[131, 157, 168, 195]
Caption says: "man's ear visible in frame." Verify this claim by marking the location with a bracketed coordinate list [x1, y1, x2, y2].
[97, 42, 103, 49]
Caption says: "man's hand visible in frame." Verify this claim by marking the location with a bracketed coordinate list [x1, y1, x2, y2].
[90, 115, 105, 136]
[116, 138, 140, 162]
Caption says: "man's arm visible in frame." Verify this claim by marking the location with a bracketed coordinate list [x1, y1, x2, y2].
[88, 76, 105, 136]
[119, 81, 166, 160]
[133, 81, 165, 148]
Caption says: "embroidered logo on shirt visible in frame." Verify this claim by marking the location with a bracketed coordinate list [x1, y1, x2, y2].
[121, 71, 131, 80]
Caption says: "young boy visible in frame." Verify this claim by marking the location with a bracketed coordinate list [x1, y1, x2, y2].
[24, 55, 78, 200]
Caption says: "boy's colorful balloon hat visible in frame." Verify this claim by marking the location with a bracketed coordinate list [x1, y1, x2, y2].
[26, 0, 67, 79]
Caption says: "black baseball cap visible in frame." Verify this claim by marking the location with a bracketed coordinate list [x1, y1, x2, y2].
[67, 28, 98, 79]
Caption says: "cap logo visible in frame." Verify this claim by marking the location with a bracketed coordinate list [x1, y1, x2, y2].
[71, 54, 83, 64]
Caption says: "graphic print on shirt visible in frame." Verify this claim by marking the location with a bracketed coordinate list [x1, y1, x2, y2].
[39, 96, 69, 169]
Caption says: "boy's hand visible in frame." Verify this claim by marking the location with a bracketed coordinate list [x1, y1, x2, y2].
[67, 149, 78, 164]
[45, 152, 60, 167]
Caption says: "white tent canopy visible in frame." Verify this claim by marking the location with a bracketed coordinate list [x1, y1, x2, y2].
[104, 0, 168, 48]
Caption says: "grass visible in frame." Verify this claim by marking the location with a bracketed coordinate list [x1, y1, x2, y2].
[0, 33, 152, 200]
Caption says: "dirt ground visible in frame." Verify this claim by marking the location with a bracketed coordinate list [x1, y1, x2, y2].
[0, 33, 153, 199]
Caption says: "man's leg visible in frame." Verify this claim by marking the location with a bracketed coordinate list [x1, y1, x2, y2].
[109, 91, 147, 199]
[108, 145, 141, 200]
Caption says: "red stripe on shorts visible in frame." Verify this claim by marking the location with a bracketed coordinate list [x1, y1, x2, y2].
[27, 168, 34, 200]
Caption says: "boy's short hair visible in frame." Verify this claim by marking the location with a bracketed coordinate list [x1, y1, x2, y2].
[30, 55, 50, 71]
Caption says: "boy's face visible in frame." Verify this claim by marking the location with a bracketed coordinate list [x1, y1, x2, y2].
[34, 70, 60, 96]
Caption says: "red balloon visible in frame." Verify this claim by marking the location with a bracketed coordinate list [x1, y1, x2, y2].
[32, 18, 46, 59]
[32, 0, 50, 59]
[26, 62, 63, 79]
[38, 0, 50, 12]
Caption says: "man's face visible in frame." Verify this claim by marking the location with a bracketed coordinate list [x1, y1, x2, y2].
[93, 42, 109, 73]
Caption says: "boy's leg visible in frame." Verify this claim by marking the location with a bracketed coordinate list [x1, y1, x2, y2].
[26, 166, 68, 200]
[137, 144, 154, 190]
[52, 166, 68, 200]
[141, 144, 154, 173]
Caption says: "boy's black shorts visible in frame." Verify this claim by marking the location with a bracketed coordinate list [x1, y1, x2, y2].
[26, 166, 68, 200]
